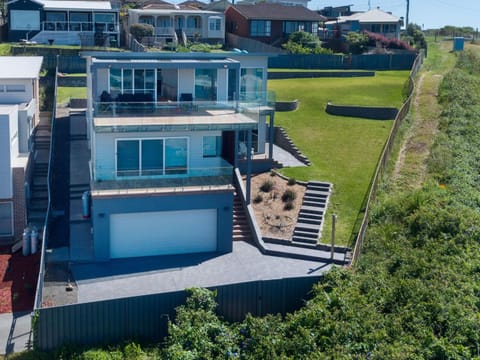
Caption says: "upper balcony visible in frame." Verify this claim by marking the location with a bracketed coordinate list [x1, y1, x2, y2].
[92, 92, 275, 132]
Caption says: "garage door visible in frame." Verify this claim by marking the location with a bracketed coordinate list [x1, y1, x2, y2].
[110, 209, 217, 258]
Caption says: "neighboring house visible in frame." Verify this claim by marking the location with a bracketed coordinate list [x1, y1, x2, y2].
[128, 6, 225, 46]
[225, 3, 326, 46]
[237, 0, 310, 9]
[318, 5, 354, 20]
[83, 51, 274, 260]
[7, 0, 120, 46]
[325, 7, 403, 39]
[0, 57, 42, 244]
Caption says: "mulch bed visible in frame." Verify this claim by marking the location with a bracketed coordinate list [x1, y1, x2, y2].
[0, 246, 41, 313]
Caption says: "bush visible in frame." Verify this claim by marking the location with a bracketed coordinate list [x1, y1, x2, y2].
[284, 201, 294, 210]
[260, 180, 274, 192]
[287, 178, 296, 186]
[253, 194, 263, 204]
[130, 23, 154, 42]
[281, 189, 297, 202]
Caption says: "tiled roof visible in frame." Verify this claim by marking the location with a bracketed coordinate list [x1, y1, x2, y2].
[230, 3, 326, 21]
[339, 8, 401, 24]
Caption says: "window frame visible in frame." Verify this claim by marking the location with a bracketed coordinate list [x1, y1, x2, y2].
[250, 20, 271, 37]
[115, 137, 189, 178]
[203, 135, 222, 158]
[0, 202, 13, 237]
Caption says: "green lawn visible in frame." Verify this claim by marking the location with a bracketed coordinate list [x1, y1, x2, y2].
[56, 86, 87, 106]
[268, 71, 410, 246]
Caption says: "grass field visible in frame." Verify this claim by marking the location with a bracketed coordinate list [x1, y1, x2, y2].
[56, 86, 87, 106]
[268, 71, 410, 246]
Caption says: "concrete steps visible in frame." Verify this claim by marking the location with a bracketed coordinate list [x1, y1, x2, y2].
[233, 195, 252, 242]
[292, 181, 333, 247]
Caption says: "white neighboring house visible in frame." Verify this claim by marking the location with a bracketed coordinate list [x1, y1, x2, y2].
[0, 57, 43, 244]
[325, 8, 403, 39]
[236, 0, 310, 8]
[128, 7, 225, 48]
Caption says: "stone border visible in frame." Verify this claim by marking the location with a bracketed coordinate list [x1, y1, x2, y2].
[326, 102, 398, 120]
[273, 127, 311, 166]
[275, 100, 299, 112]
[268, 71, 375, 79]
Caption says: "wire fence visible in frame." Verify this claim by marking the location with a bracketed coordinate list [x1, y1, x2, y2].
[350, 50, 425, 266]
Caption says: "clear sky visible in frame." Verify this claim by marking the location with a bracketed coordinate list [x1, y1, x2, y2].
[307, 0, 480, 30]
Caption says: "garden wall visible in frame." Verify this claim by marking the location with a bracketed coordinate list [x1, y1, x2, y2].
[325, 102, 398, 120]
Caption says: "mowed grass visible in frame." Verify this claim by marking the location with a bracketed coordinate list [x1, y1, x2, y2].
[57, 86, 87, 105]
[268, 71, 410, 245]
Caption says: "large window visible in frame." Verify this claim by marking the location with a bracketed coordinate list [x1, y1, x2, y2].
[195, 69, 217, 101]
[250, 20, 271, 36]
[10, 10, 40, 30]
[116, 138, 187, 177]
[0, 203, 13, 237]
[6, 84, 25, 93]
[203, 136, 222, 157]
[208, 17, 221, 31]
[109, 68, 155, 98]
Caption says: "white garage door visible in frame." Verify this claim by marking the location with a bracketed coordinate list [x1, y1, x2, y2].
[110, 209, 217, 258]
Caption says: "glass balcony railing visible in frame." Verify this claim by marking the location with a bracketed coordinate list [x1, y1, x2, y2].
[93, 91, 275, 119]
[92, 165, 234, 192]
[42, 21, 119, 32]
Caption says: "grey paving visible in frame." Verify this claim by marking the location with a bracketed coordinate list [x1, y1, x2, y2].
[266, 143, 306, 168]
[0, 312, 32, 355]
[71, 241, 332, 304]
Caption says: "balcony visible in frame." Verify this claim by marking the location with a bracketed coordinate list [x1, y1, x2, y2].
[92, 98, 274, 132]
[41, 21, 119, 33]
[91, 166, 235, 194]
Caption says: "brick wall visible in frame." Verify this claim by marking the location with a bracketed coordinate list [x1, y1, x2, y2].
[12, 167, 27, 242]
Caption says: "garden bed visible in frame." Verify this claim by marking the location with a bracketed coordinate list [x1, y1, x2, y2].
[248, 173, 306, 240]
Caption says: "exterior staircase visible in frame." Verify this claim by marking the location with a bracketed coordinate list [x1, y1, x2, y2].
[233, 193, 252, 242]
[27, 122, 52, 231]
[292, 181, 333, 247]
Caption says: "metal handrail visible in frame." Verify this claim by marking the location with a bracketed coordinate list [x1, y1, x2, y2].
[33, 58, 59, 310]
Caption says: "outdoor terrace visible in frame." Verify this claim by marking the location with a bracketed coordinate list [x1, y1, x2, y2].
[93, 101, 271, 131]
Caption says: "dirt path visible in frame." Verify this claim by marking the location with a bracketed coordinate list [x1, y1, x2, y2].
[391, 54, 448, 190]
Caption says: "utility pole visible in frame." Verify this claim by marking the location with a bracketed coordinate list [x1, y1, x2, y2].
[406, 0, 410, 26]
[368, 0, 371, 10]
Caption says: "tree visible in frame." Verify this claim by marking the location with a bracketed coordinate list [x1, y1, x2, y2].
[129, 23, 154, 42]
[346, 32, 369, 54]
[403, 23, 427, 49]
[282, 31, 332, 54]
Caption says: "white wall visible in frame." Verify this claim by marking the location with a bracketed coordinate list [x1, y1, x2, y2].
[94, 130, 229, 180]
[95, 68, 110, 99]
[0, 79, 34, 104]
[178, 69, 195, 99]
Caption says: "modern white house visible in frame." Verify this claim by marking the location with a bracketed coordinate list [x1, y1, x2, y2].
[7, 0, 120, 46]
[0, 57, 43, 244]
[83, 51, 274, 260]
[128, 7, 225, 48]
[325, 8, 403, 39]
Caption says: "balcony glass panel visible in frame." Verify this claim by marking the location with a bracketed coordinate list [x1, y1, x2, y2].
[165, 138, 188, 175]
[142, 139, 164, 176]
[117, 140, 139, 177]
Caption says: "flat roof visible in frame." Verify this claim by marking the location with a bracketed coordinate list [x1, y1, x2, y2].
[0, 57, 43, 79]
[37, 0, 113, 10]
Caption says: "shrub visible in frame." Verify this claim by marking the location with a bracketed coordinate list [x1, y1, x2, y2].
[129, 23, 154, 42]
[270, 170, 276, 177]
[284, 201, 294, 210]
[287, 178, 296, 186]
[281, 189, 297, 202]
[254, 194, 263, 204]
[260, 180, 274, 192]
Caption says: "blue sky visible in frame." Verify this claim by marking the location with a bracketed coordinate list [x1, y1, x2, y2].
[307, 0, 480, 29]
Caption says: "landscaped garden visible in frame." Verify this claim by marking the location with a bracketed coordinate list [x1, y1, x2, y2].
[268, 70, 410, 246]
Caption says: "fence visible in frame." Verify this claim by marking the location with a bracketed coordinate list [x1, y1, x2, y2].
[269, 52, 418, 70]
[33, 59, 58, 311]
[350, 50, 425, 266]
[35, 275, 321, 350]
